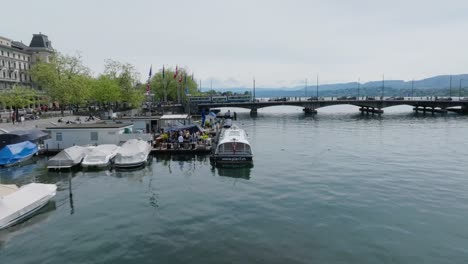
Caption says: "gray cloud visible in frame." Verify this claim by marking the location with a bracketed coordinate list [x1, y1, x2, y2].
[3, 0, 468, 88]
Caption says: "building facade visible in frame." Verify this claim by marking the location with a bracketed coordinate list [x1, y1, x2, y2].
[0, 33, 55, 90]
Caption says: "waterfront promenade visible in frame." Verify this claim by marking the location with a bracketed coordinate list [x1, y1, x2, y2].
[0, 114, 89, 132]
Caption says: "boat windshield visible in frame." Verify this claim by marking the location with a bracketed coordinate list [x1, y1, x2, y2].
[217, 142, 251, 155]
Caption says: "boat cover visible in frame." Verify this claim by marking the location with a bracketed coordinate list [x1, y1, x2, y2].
[0, 183, 57, 229]
[82, 144, 119, 166]
[115, 139, 151, 165]
[0, 141, 38, 166]
[0, 129, 49, 149]
[47, 145, 91, 168]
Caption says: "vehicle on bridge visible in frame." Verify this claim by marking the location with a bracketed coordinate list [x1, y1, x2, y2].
[268, 97, 288, 102]
[188, 95, 252, 104]
[435, 97, 452, 101]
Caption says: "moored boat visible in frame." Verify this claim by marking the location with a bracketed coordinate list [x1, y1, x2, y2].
[210, 125, 253, 165]
[114, 139, 151, 168]
[0, 183, 57, 230]
[47, 145, 94, 169]
[81, 144, 120, 169]
[0, 141, 38, 167]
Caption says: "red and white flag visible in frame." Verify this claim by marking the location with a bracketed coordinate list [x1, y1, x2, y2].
[173, 65, 178, 79]
[146, 65, 152, 94]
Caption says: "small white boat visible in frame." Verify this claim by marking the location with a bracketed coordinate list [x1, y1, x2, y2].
[0, 183, 57, 230]
[210, 125, 253, 165]
[82, 144, 120, 168]
[47, 145, 94, 169]
[114, 139, 151, 168]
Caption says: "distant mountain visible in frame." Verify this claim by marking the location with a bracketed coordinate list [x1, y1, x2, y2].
[212, 74, 468, 97]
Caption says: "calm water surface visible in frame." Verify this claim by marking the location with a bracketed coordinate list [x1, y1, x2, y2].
[1, 105, 468, 263]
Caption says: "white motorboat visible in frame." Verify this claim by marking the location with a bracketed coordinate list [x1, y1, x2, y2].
[47, 145, 94, 169]
[210, 125, 253, 165]
[81, 144, 120, 168]
[114, 139, 151, 168]
[0, 183, 57, 230]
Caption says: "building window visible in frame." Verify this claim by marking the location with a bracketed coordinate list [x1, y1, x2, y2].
[56, 133, 63, 141]
[91, 132, 98, 141]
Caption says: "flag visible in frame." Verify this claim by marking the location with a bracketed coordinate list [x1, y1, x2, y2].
[162, 65, 165, 79]
[178, 73, 183, 83]
[173, 65, 178, 79]
[201, 109, 206, 127]
[146, 65, 152, 94]
[207, 111, 217, 120]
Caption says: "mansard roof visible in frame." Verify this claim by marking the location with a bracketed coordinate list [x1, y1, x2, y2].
[29, 33, 53, 49]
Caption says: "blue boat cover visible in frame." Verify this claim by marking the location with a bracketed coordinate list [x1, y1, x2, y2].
[0, 141, 38, 166]
[0, 129, 49, 149]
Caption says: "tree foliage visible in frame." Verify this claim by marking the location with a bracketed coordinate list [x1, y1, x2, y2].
[0, 86, 38, 109]
[149, 67, 199, 102]
[90, 76, 121, 107]
[102, 59, 144, 108]
[30, 53, 91, 112]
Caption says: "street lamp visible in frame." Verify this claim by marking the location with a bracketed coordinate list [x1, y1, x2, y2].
[357, 78, 360, 99]
[411, 79, 414, 98]
[316, 74, 319, 98]
[449, 75, 452, 98]
[381, 74, 385, 99]
[460, 79, 463, 98]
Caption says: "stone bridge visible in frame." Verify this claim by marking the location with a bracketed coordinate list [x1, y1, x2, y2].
[196, 99, 468, 115]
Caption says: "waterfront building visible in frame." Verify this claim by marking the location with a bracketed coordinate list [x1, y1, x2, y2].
[0, 33, 55, 90]
[43, 123, 152, 152]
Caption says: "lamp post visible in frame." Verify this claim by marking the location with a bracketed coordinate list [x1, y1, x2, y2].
[357, 78, 360, 99]
[411, 79, 414, 98]
[316, 75, 319, 98]
[449, 75, 452, 97]
[253, 78, 256, 102]
[305, 78, 307, 98]
[459, 79, 463, 98]
[381, 74, 385, 99]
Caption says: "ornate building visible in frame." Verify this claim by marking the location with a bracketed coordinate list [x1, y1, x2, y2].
[0, 33, 55, 90]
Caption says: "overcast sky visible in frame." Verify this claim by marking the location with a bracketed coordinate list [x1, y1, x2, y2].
[2, 0, 468, 88]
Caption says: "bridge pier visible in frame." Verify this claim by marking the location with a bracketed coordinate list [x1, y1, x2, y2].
[303, 107, 317, 114]
[250, 108, 258, 117]
[359, 107, 383, 115]
[413, 106, 447, 115]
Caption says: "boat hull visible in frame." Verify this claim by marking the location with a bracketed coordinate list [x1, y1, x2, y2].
[114, 160, 147, 168]
[1, 152, 36, 168]
[0, 198, 50, 229]
[210, 155, 253, 165]
[0, 183, 57, 230]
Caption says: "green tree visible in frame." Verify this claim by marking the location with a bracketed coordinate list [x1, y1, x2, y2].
[149, 67, 199, 103]
[90, 75, 121, 110]
[102, 59, 144, 109]
[30, 53, 91, 115]
[1, 86, 38, 122]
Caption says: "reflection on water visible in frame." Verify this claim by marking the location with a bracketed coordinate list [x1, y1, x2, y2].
[212, 165, 253, 180]
[0, 200, 57, 248]
[155, 154, 209, 175]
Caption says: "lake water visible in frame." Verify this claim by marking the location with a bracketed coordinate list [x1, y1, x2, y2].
[1, 105, 468, 264]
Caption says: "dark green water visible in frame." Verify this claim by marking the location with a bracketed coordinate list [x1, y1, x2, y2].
[1, 105, 468, 263]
